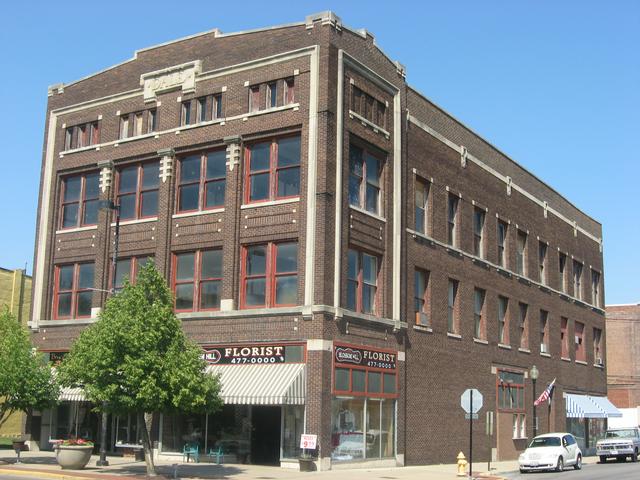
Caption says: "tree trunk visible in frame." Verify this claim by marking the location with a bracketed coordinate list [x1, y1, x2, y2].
[138, 411, 156, 476]
[0, 406, 16, 429]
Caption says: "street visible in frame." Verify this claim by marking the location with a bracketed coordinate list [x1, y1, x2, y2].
[502, 460, 640, 479]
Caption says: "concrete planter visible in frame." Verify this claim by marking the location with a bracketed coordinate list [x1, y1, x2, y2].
[55, 445, 93, 469]
[298, 457, 315, 472]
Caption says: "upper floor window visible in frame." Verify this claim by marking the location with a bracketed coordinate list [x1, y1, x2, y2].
[349, 144, 382, 215]
[516, 230, 527, 276]
[538, 242, 547, 286]
[573, 260, 583, 300]
[591, 270, 601, 308]
[497, 370, 525, 412]
[559, 252, 568, 293]
[497, 220, 508, 267]
[560, 317, 569, 358]
[120, 109, 157, 139]
[415, 177, 430, 234]
[117, 162, 159, 220]
[249, 85, 261, 113]
[65, 121, 99, 150]
[60, 172, 99, 229]
[347, 248, 378, 315]
[593, 328, 603, 365]
[284, 77, 295, 104]
[540, 310, 549, 355]
[245, 136, 300, 204]
[173, 250, 222, 312]
[241, 242, 298, 309]
[473, 208, 485, 258]
[498, 295, 509, 344]
[575, 321, 585, 361]
[54, 262, 94, 319]
[447, 194, 459, 247]
[267, 82, 278, 109]
[448, 278, 460, 335]
[178, 150, 226, 212]
[474, 288, 486, 340]
[518, 302, 529, 350]
[414, 269, 430, 326]
[181, 94, 223, 127]
[351, 85, 387, 128]
[114, 256, 153, 293]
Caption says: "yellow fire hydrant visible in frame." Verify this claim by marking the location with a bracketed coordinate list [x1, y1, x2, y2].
[456, 451, 468, 477]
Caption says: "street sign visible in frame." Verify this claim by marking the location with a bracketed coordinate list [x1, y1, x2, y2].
[464, 413, 479, 420]
[461, 388, 483, 414]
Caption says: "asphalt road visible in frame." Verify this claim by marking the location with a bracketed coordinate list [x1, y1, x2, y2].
[502, 459, 640, 479]
[0, 476, 49, 480]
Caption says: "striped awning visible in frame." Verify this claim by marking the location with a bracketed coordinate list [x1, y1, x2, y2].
[589, 396, 623, 418]
[59, 386, 86, 402]
[205, 363, 306, 405]
[565, 393, 606, 418]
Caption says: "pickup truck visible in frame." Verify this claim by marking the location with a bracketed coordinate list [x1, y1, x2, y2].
[596, 427, 640, 462]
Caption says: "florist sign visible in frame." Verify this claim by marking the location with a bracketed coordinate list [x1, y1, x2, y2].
[201, 344, 287, 365]
[334, 344, 397, 370]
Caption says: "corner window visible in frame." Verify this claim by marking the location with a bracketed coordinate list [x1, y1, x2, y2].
[178, 150, 226, 212]
[54, 262, 94, 319]
[117, 162, 159, 220]
[473, 208, 485, 258]
[414, 269, 430, 326]
[347, 249, 379, 315]
[173, 250, 223, 312]
[60, 172, 99, 229]
[349, 144, 382, 215]
[245, 136, 300, 204]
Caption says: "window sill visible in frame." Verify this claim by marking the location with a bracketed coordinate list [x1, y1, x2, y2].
[594, 363, 604, 369]
[241, 198, 299, 209]
[518, 348, 531, 354]
[561, 357, 571, 362]
[55, 225, 98, 235]
[172, 209, 224, 219]
[38, 318, 99, 326]
[575, 360, 588, 365]
[348, 110, 391, 139]
[242, 103, 301, 121]
[349, 205, 386, 223]
[498, 343, 512, 350]
[473, 338, 488, 345]
[111, 217, 158, 226]
[447, 332, 462, 340]
[413, 324, 432, 333]
[540, 352, 551, 358]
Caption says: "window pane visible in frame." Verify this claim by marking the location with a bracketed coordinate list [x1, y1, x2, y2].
[180, 156, 201, 182]
[349, 145, 363, 176]
[246, 246, 266, 275]
[85, 173, 99, 199]
[347, 280, 357, 311]
[76, 291, 93, 317]
[115, 259, 132, 289]
[277, 167, 300, 197]
[352, 370, 365, 392]
[141, 190, 158, 217]
[368, 371, 381, 393]
[245, 278, 266, 306]
[64, 177, 81, 202]
[249, 173, 269, 201]
[278, 137, 300, 167]
[383, 374, 396, 394]
[205, 180, 225, 207]
[175, 284, 194, 310]
[176, 253, 195, 281]
[249, 142, 270, 171]
[201, 250, 222, 278]
[335, 368, 350, 391]
[179, 184, 199, 211]
[415, 207, 424, 232]
[284, 345, 303, 363]
[365, 184, 379, 213]
[119, 194, 136, 220]
[200, 280, 221, 309]
[142, 162, 159, 189]
[62, 204, 79, 228]
[78, 264, 94, 289]
[362, 285, 376, 314]
[362, 254, 377, 284]
[58, 265, 74, 290]
[57, 293, 72, 317]
[275, 275, 297, 305]
[83, 199, 98, 225]
[365, 154, 380, 186]
[206, 151, 226, 179]
[136, 257, 152, 277]
[119, 167, 138, 193]
[348, 174, 361, 206]
[276, 243, 298, 272]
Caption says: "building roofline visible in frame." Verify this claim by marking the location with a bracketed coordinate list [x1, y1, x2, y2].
[406, 84, 602, 228]
[606, 303, 640, 307]
[0, 266, 32, 278]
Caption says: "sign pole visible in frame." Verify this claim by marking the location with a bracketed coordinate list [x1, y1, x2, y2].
[469, 389, 473, 479]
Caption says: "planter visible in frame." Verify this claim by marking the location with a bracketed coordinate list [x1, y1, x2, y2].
[56, 445, 93, 470]
[298, 457, 315, 472]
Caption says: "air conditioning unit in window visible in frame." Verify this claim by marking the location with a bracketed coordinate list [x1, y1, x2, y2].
[596, 357, 604, 365]
[416, 312, 429, 327]
[540, 344, 549, 354]
[575, 335, 582, 345]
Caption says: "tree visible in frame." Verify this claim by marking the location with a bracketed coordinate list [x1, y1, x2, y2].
[58, 263, 222, 476]
[0, 308, 59, 431]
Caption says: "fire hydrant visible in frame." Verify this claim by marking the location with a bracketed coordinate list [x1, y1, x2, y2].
[457, 451, 468, 477]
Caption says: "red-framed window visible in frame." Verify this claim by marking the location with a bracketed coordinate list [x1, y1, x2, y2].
[53, 262, 94, 319]
[116, 162, 159, 220]
[177, 150, 226, 213]
[334, 365, 397, 398]
[347, 248, 379, 315]
[172, 250, 223, 312]
[60, 172, 100, 229]
[244, 136, 300, 204]
[249, 85, 260, 112]
[497, 369, 525, 412]
[575, 321, 585, 361]
[284, 77, 295, 104]
[181, 94, 223, 126]
[349, 143, 382, 215]
[240, 241, 298, 309]
[113, 256, 153, 292]
[64, 121, 99, 150]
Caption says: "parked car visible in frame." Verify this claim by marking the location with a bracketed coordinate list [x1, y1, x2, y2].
[518, 433, 582, 473]
[596, 427, 640, 463]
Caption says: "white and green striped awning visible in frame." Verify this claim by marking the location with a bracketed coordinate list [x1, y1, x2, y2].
[59, 386, 86, 402]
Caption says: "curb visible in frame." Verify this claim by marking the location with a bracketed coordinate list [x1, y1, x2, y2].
[0, 467, 92, 480]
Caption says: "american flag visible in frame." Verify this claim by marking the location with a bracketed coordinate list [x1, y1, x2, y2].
[534, 378, 556, 406]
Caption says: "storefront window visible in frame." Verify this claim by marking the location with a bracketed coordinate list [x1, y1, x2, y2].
[282, 405, 304, 459]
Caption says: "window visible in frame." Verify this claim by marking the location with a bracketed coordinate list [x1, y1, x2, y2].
[119, 115, 130, 139]
[334, 366, 397, 397]
[559, 252, 567, 293]
[561, 317, 569, 358]
[498, 295, 509, 344]
[447, 279, 459, 334]
[540, 310, 549, 354]
[447, 194, 459, 247]
[518, 302, 529, 350]
[593, 328, 603, 365]
[474, 288, 486, 340]
[245, 136, 301, 204]
[414, 269, 430, 326]
[516, 230, 527, 276]
[114, 256, 153, 292]
[347, 249, 379, 315]
[54, 262, 94, 319]
[173, 250, 223, 311]
[181, 100, 192, 126]
[539, 242, 547, 285]
[473, 208, 485, 258]
[591, 270, 601, 308]
[117, 162, 159, 220]
[120, 109, 156, 138]
[60, 172, 99, 229]
[134, 112, 143, 136]
[497, 220, 508, 267]
[182, 95, 223, 126]
[178, 150, 226, 212]
[267, 82, 277, 109]
[573, 260, 583, 300]
[349, 144, 382, 214]
[249, 85, 260, 112]
[351, 85, 387, 128]
[497, 370, 525, 411]
[147, 109, 157, 133]
[284, 77, 295, 104]
[513, 414, 526, 439]
[414, 178, 430, 234]
[64, 121, 99, 150]
[241, 242, 298, 309]
[575, 321, 585, 361]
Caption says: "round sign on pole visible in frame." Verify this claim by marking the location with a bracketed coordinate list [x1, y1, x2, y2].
[461, 388, 483, 414]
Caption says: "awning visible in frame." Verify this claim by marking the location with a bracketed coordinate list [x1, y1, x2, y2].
[564, 393, 606, 418]
[205, 363, 306, 405]
[59, 386, 86, 402]
[588, 396, 623, 418]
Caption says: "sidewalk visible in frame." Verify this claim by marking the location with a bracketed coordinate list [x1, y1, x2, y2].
[0, 450, 596, 480]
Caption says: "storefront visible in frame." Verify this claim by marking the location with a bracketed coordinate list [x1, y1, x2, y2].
[331, 343, 398, 465]
[564, 393, 622, 455]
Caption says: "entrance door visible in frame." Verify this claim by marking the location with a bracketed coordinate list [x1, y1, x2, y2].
[251, 406, 281, 465]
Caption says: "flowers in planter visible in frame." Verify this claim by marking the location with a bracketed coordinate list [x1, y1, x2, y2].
[59, 437, 94, 446]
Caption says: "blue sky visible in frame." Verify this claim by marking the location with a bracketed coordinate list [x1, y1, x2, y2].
[1, 1, 638, 304]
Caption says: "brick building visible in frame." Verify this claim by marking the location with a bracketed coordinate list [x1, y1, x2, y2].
[606, 304, 640, 409]
[30, 11, 614, 468]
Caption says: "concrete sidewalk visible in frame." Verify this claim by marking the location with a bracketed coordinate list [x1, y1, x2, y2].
[0, 450, 596, 480]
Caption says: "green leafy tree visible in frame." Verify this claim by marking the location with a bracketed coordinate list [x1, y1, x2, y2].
[0, 308, 59, 431]
[59, 263, 222, 476]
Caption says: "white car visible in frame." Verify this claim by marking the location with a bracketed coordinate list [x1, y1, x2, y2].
[518, 433, 582, 473]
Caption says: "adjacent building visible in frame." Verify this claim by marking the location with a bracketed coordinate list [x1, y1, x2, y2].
[29, 12, 614, 469]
